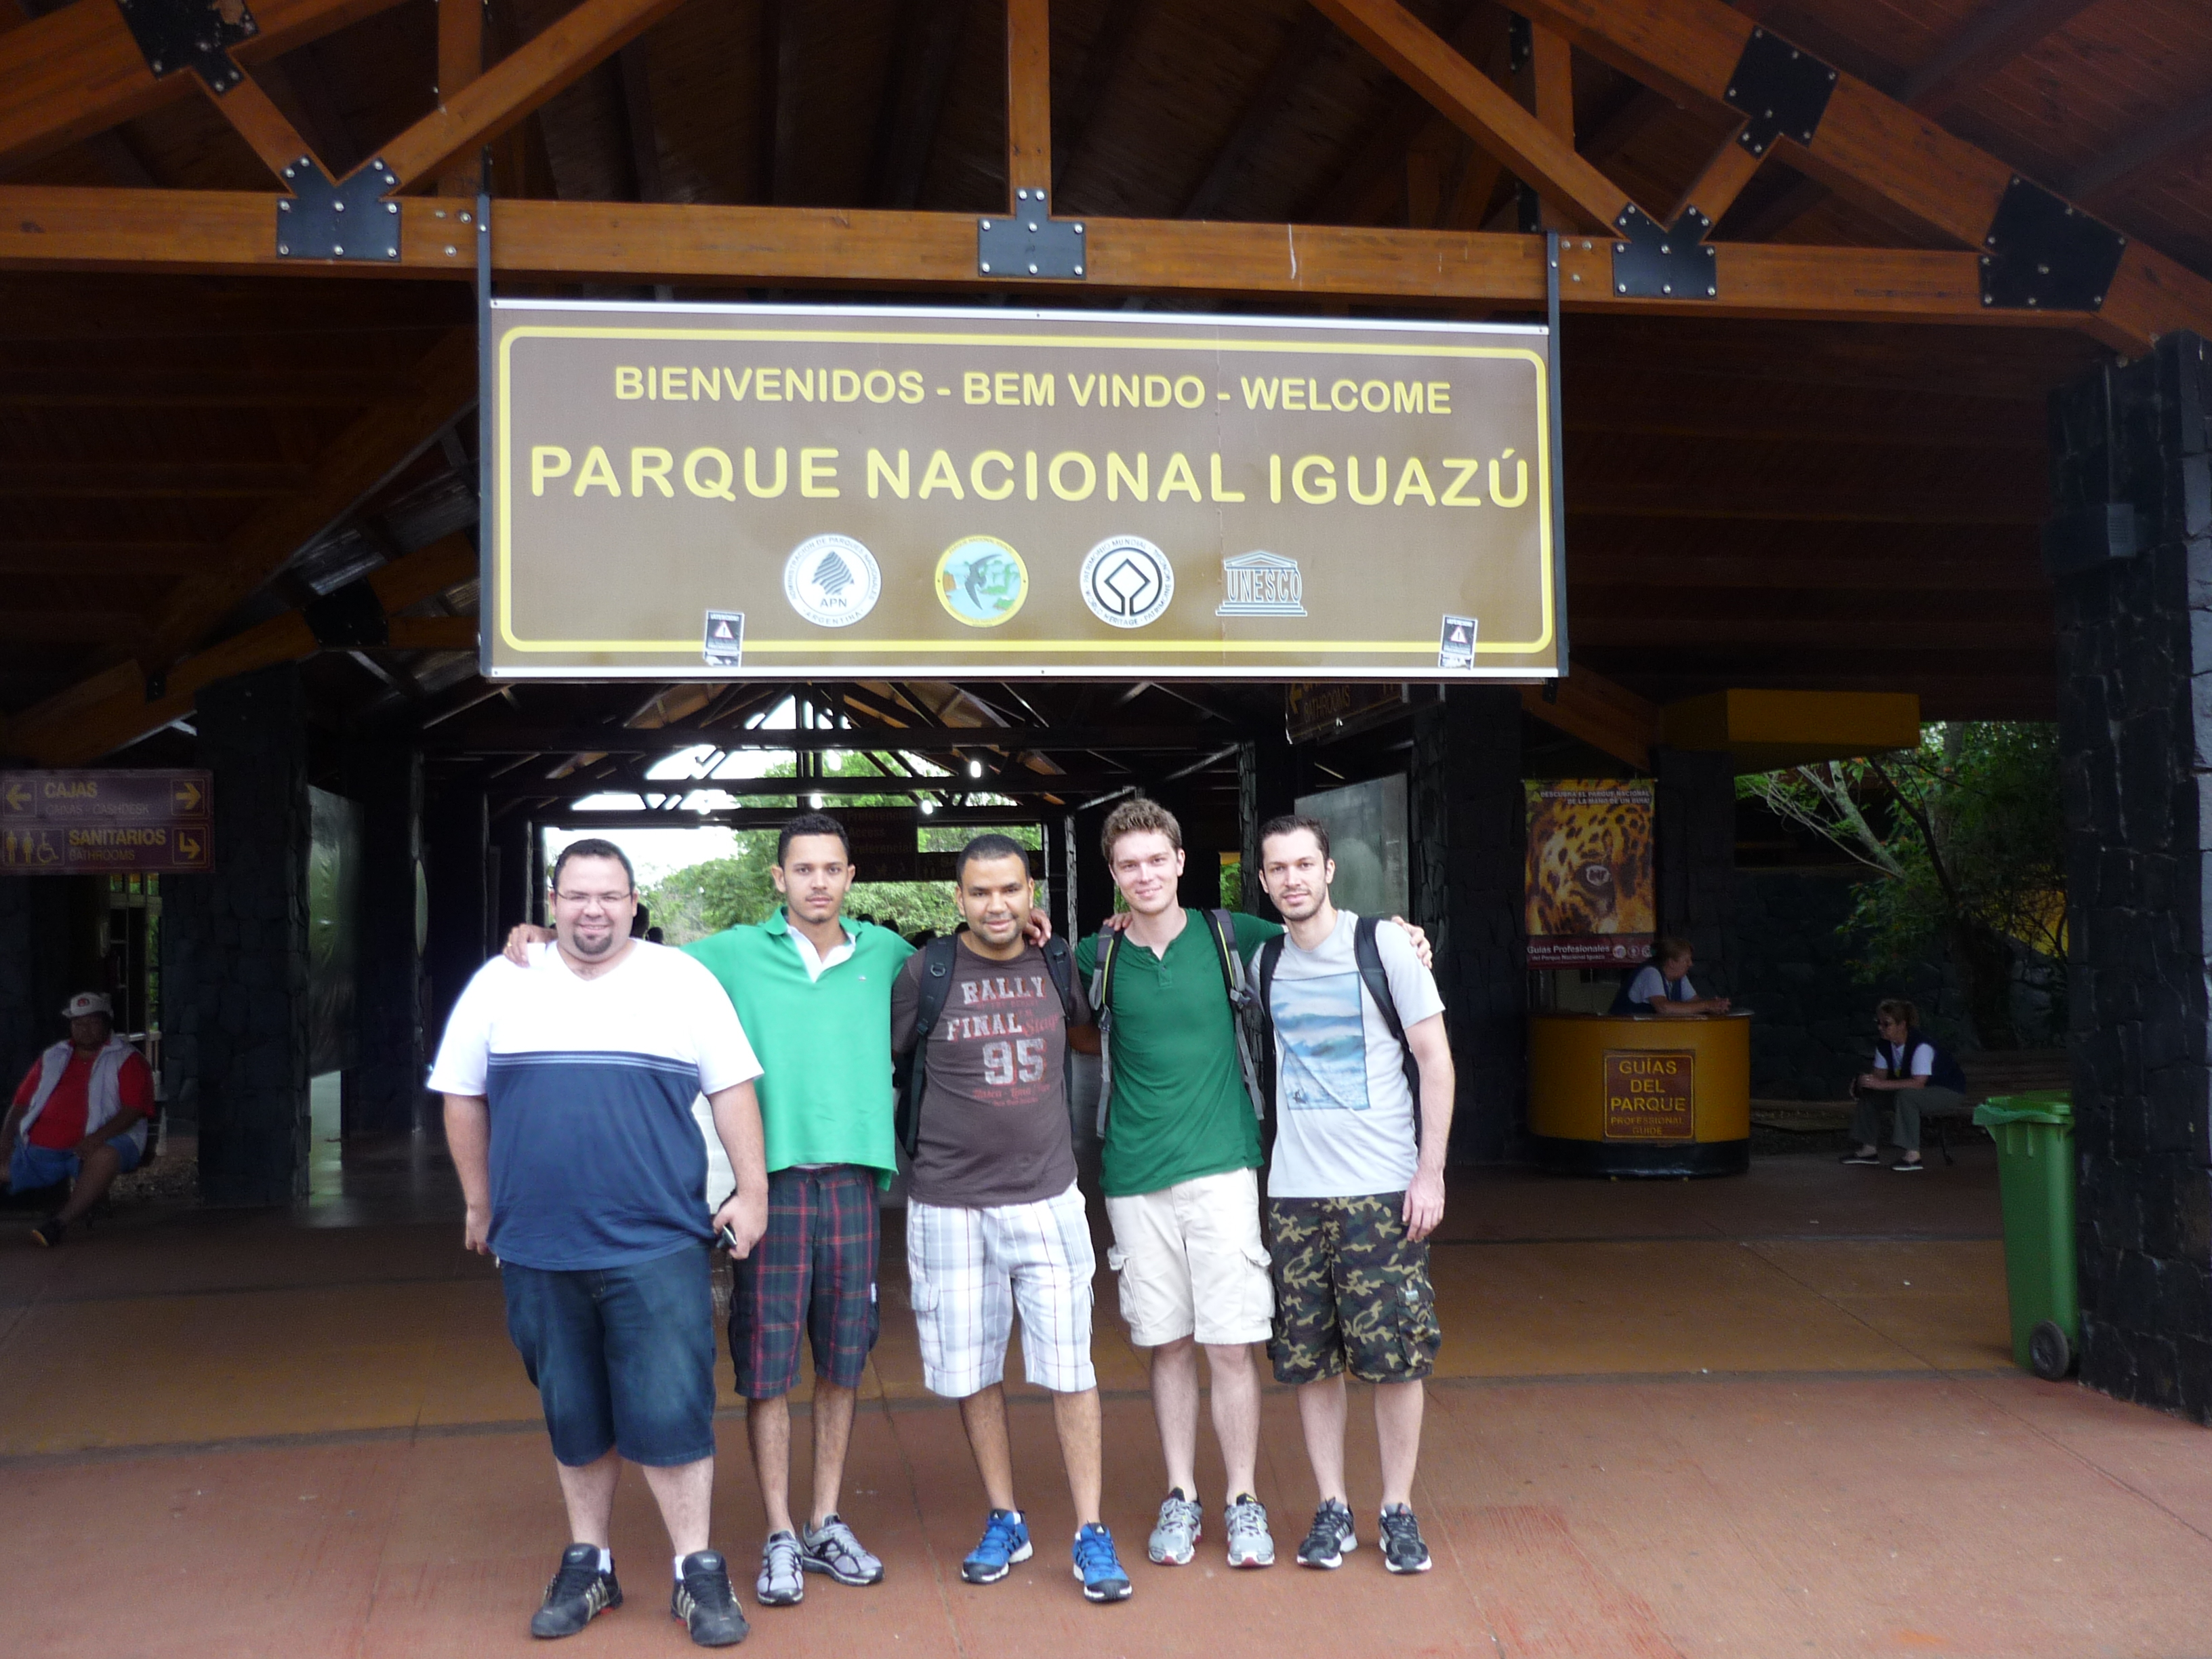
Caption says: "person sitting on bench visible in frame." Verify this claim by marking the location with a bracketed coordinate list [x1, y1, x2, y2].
[1843, 999, 1967, 1172]
[1609, 937, 1732, 1017]
[0, 991, 155, 1246]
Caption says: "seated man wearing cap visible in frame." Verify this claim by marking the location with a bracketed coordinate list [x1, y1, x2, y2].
[0, 992, 155, 1247]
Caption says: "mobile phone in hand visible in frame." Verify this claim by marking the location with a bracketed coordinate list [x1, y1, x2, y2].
[716, 1222, 739, 1252]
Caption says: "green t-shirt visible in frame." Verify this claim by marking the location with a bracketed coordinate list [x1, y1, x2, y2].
[684, 910, 915, 1181]
[1075, 909, 1283, 1197]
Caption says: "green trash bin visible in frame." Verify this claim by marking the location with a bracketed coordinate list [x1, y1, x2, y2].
[1971, 1091, 2078, 1380]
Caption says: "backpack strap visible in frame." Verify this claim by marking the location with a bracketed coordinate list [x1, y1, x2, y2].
[1088, 927, 1122, 1136]
[1201, 907, 1267, 1123]
[1353, 916, 1425, 1149]
[895, 935, 961, 1158]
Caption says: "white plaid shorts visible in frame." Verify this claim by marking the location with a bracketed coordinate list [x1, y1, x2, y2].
[905, 1182, 1097, 1398]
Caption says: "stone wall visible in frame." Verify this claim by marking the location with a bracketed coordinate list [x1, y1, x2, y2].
[192, 665, 312, 1206]
[1410, 686, 1527, 1163]
[344, 742, 425, 1136]
[0, 878, 36, 1099]
[1655, 747, 1738, 998]
[2050, 329, 2212, 1420]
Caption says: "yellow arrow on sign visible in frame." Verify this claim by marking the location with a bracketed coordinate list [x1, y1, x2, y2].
[2, 782, 28, 812]
[178, 832, 204, 863]
[174, 779, 203, 811]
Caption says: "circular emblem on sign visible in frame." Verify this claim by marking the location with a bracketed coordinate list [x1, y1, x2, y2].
[1080, 535, 1175, 629]
[783, 534, 881, 628]
[935, 535, 1029, 627]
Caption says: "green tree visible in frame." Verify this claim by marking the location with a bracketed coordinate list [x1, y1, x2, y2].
[1738, 722, 2064, 1048]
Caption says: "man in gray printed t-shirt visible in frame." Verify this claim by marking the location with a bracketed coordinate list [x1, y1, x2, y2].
[1252, 813, 1456, 1581]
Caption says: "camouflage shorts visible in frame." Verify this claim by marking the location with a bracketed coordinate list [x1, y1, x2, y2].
[1265, 1194, 1439, 1387]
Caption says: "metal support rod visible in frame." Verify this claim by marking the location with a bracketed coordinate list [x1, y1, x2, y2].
[476, 148, 493, 679]
[1546, 228, 1569, 675]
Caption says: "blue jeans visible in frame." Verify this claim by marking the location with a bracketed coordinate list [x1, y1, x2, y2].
[501, 1243, 718, 1468]
[9, 1136, 142, 1191]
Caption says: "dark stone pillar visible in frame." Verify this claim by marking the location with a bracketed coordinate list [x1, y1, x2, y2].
[490, 811, 531, 943]
[2051, 329, 2212, 1420]
[0, 878, 38, 1097]
[1240, 733, 1298, 921]
[1654, 746, 1738, 997]
[1071, 802, 1113, 936]
[1410, 686, 1526, 1164]
[344, 742, 425, 1136]
[425, 779, 489, 1057]
[193, 664, 312, 1206]
[159, 873, 208, 1125]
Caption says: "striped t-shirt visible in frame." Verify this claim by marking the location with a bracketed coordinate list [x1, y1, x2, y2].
[428, 941, 762, 1270]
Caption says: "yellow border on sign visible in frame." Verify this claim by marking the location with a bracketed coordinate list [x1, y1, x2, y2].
[494, 324, 1554, 657]
[934, 535, 1030, 627]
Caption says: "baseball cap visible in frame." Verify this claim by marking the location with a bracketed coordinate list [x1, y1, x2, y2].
[61, 991, 112, 1019]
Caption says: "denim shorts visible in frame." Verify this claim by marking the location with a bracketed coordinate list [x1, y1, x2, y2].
[9, 1136, 142, 1191]
[502, 1243, 718, 1468]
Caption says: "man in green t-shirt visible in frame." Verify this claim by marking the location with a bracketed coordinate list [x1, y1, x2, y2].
[1071, 799, 1428, 1574]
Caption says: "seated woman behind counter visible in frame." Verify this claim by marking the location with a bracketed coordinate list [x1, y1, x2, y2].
[1609, 936, 1734, 1017]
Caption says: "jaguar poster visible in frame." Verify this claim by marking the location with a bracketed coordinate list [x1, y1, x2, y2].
[1523, 780, 1654, 968]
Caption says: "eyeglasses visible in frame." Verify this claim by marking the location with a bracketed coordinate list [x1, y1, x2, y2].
[555, 889, 633, 906]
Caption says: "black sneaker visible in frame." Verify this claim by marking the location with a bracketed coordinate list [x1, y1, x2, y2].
[672, 1551, 748, 1646]
[1378, 1504, 1432, 1574]
[29, 1215, 66, 1248]
[1839, 1151, 1883, 1166]
[1296, 1498, 1356, 1569]
[530, 1543, 621, 1639]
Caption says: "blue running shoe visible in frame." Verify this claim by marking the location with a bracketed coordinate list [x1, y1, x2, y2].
[962, 1509, 1032, 1584]
[1072, 1523, 1132, 1603]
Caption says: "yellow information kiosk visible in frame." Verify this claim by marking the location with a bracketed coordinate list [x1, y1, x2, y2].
[1528, 1012, 1753, 1176]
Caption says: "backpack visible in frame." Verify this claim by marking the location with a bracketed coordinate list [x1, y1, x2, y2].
[893, 933, 1080, 1159]
[1089, 907, 1266, 1138]
[1254, 915, 1424, 1147]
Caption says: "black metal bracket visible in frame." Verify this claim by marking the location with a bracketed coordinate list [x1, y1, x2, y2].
[275, 156, 403, 263]
[978, 188, 1086, 280]
[1723, 26, 1837, 158]
[303, 577, 390, 649]
[1610, 204, 1717, 300]
[1979, 176, 2125, 312]
[114, 0, 258, 91]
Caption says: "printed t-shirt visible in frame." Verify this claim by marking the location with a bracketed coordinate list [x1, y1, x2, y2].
[427, 940, 762, 1271]
[1074, 909, 1280, 1197]
[12, 1048, 156, 1149]
[684, 910, 914, 1179]
[890, 938, 1089, 1208]
[1259, 909, 1445, 1200]
[1625, 966, 1695, 1007]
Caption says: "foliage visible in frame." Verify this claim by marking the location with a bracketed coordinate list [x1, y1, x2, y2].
[640, 753, 1044, 945]
[1737, 723, 2065, 1047]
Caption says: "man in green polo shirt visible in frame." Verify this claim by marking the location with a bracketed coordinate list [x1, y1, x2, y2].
[1072, 798, 1428, 1574]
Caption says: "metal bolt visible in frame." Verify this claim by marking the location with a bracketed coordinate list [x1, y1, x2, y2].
[981, 261, 992, 272]
[1982, 295, 1992, 305]
[386, 248, 397, 259]
[1027, 221, 1038, 231]
[981, 219, 992, 230]
[1618, 283, 1626, 293]
[459, 211, 471, 223]
[445, 245, 457, 256]
[278, 243, 289, 254]
[1662, 283, 1672, 293]
[1073, 264, 1084, 275]
[279, 200, 291, 212]
[333, 243, 344, 255]
[2028, 296, 2038, 306]
[1706, 285, 1716, 295]
[2095, 294, 2104, 305]
[1074, 224, 1084, 234]
[1028, 262, 1039, 274]
[334, 200, 346, 212]
[1660, 243, 1671, 254]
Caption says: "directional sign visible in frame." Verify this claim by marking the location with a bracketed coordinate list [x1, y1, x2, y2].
[0, 770, 214, 874]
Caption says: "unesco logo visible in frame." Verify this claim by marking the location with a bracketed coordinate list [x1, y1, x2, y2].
[1080, 536, 1174, 629]
[1216, 552, 1306, 617]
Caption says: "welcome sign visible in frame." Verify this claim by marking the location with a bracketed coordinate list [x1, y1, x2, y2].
[483, 301, 1558, 680]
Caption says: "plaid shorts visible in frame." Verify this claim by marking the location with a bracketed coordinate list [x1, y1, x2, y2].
[729, 1164, 882, 1400]
[905, 1183, 1096, 1399]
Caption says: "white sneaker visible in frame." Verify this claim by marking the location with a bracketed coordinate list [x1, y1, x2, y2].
[1147, 1489, 1202, 1565]
[1224, 1494, 1275, 1568]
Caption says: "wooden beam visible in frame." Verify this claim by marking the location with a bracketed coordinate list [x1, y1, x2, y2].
[0, 186, 2100, 334]
[1896, 0, 2098, 115]
[1512, 0, 2212, 343]
[1517, 20, 1576, 230]
[1310, 0, 1631, 230]
[2066, 89, 2212, 205]
[377, 0, 687, 192]
[4, 532, 479, 765]
[870, 0, 968, 207]
[1183, 8, 1334, 220]
[200, 74, 324, 183]
[1521, 662, 1656, 769]
[1006, 0, 1052, 202]
[1666, 124, 1761, 227]
[0, 0, 407, 175]
[436, 0, 487, 194]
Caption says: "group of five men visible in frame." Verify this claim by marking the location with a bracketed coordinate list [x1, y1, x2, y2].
[432, 796, 1455, 1645]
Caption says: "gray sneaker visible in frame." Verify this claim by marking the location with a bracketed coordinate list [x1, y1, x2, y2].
[1147, 1488, 1203, 1565]
[756, 1530, 804, 1606]
[1223, 1494, 1275, 1568]
[800, 1513, 884, 1586]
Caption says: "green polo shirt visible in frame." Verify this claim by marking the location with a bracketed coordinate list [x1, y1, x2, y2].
[1075, 909, 1282, 1198]
[684, 910, 915, 1181]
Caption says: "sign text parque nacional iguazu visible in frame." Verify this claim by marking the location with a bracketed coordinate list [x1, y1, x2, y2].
[486, 303, 1557, 680]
